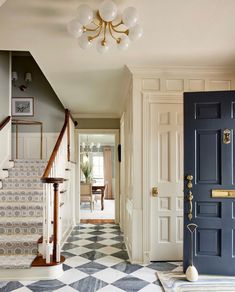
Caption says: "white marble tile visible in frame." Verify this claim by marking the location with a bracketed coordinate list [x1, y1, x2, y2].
[93, 267, 126, 284]
[76, 233, 95, 239]
[95, 256, 124, 267]
[97, 284, 125, 291]
[139, 283, 163, 292]
[72, 239, 93, 246]
[99, 233, 117, 239]
[67, 246, 90, 256]
[65, 255, 90, 267]
[58, 268, 88, 284]
[98, 239, 119, 246]
[98, 246, 121, 255]
[131, 267, 158, 283]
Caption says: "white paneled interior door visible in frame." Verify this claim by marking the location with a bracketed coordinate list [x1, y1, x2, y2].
[150, 102, 183, 261]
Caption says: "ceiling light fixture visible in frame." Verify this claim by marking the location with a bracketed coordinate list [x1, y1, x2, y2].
[67, 0, 143, 54]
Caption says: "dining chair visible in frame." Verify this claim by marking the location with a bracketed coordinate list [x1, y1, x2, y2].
[80, 183, 94, 212]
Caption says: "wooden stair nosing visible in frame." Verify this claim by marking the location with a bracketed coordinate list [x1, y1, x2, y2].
[31, 255, 65, 267]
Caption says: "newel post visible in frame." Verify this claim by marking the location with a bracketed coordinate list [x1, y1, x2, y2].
[53, 182, 59, 262]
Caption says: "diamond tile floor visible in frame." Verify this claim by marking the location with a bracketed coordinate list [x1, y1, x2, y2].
[0, 224, 181, 291]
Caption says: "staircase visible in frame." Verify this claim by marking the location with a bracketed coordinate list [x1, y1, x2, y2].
[0, 159, 46, 269]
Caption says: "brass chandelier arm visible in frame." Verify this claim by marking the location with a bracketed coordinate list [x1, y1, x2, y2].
[110, 23, 129, 35]
[88, 22, 103, 41]
[84, 26, 100, 32]
[112, 20, 123, 28]
[108, 23, 120, 43]
[103, 22, 107, 43]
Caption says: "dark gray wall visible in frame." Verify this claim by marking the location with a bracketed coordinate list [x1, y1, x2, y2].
[12, 56, 64, 132]
[0, 51, 10, 122]
[76, 118, 120, 129]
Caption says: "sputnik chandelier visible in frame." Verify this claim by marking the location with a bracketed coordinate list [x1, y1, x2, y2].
[67, 0, 143, 53]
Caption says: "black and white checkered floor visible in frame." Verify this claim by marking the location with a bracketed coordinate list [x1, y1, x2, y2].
[0, 224, 181, 292]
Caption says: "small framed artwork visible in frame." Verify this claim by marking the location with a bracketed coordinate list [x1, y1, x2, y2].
[12, 97, 34, 117]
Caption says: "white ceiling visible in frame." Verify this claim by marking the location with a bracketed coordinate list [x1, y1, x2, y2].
[1, 0, 235, 116]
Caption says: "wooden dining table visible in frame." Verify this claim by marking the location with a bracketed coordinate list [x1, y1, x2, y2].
[92, 184, 106, 210]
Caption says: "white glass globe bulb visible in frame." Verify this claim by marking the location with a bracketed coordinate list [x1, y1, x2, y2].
[99, 0, 117, 22]
[67, 19, 83, 38]
[117, 35, 130, 51]
[78, 35, 92, 49]
[96, 39, 110, 54]
[122, 7, 138, 28]
[129, 24, 143, 41]
[77, 4, 93, 25]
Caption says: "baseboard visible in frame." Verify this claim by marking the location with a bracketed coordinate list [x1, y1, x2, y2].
[0, 264, 63, 281]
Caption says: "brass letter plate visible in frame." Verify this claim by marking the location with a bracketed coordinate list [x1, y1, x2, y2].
[212, 189, 235, 198]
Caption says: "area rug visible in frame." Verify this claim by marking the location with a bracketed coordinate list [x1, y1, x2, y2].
[157, 269, 235, 292]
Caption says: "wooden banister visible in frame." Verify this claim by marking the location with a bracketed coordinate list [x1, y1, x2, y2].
[41, 108, 75, 264]
[42, 109, 70, 180]
[0, 116, 11, 131]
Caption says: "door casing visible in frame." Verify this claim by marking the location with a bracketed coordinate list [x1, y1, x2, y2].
[143, 93, 183, 264]
[75, 128, 120, 224]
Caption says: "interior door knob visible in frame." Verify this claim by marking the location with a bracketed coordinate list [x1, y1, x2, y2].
[152, 187, 158, 197]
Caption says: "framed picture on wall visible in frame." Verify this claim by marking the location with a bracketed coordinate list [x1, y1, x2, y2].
[12, 97, 34, 117]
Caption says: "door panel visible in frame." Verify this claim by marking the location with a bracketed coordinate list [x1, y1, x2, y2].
[150, 103, 183, 261]
[184, 91, 235, 275]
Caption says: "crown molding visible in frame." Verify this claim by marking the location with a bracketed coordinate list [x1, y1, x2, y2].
[72, 113, 120, 119]
[127, 65, 235, 77]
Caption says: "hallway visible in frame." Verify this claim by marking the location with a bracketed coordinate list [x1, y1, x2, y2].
[1, 224, 181, 291]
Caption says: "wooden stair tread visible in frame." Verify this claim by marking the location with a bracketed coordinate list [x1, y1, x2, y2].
[31, 255, 65, 267]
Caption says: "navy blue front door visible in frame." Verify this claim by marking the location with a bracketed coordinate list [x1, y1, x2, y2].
[184, 91, 235, 275]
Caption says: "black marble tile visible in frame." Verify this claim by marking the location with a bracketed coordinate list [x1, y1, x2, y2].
[111, 242, 127, 250]
[61, 251, 76, 259]
[76, 262, 107, 275]
[66, 236, 80, 243]
[70, 230, 85, 236]
[147, 262, 178, 271]
[112, 276, 149, 292]
[27, 280, 65, 291]
[112, 250, 129, 260]
[86, 236, 106, 242]
[84, 243, 106, 250]
[62, 243, 79, 251]
[63, 264, 72, 271]
[0, 281, 23, 292]
[80, 251, 106, 261]
[73, 226, 86, 230]
[70, 276, 108, 292]
[112, 261, 142, 274]
[112, 236, 124, 242]
[153, 279, 162, 286]
[88, 231, 105, 236]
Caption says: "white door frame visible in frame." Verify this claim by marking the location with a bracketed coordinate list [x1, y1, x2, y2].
[75, 128, 120, 223]
[142, 92, 183, 264]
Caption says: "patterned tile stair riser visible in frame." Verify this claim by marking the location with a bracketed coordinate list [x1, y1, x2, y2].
[0, 159, 45, 269]
[0, 223, 181, 291]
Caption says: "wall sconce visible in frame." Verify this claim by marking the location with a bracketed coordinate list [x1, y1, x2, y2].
[12, 71, 32, 91]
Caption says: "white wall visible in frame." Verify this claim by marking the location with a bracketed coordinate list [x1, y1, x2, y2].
[11, 132, 59, 160]
[122, 66, 235, 264]
[0, 51, 11, 176]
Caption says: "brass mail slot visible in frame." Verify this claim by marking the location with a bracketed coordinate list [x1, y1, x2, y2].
[212, 189, 235, 198]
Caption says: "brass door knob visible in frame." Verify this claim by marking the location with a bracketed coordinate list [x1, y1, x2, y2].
[152, 187, 158, 197]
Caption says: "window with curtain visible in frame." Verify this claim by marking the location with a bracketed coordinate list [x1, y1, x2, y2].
[92, 153, 104, 183]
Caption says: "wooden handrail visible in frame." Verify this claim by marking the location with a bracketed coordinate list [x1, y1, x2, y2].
[0, 116, 11, 131]
[41, 109, 71, 181]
